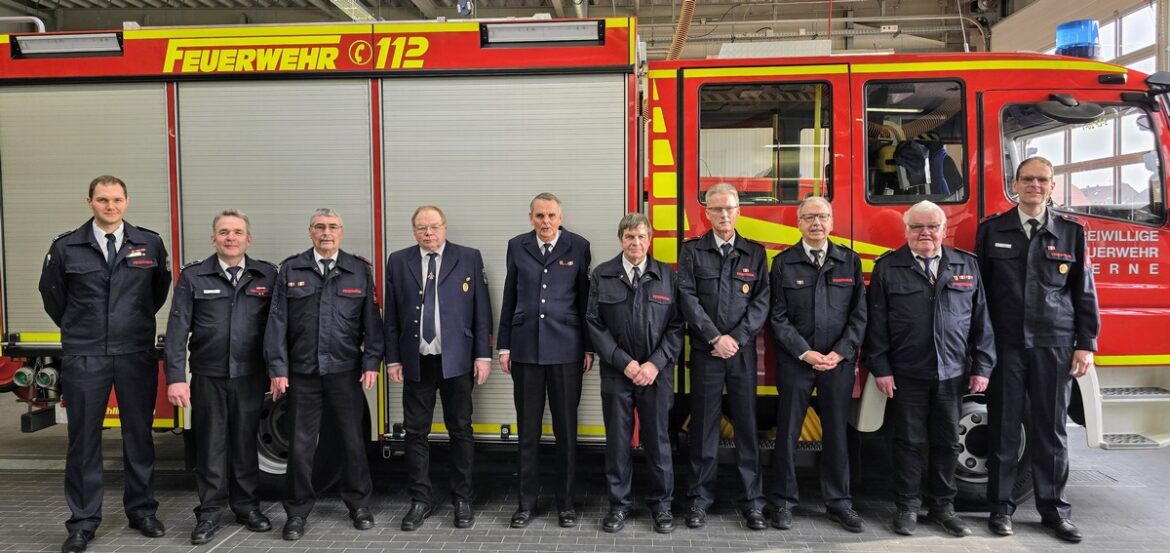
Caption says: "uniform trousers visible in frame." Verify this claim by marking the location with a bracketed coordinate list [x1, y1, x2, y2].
[889, 375, 964, 514]
[770, 359, 855, 511]
[402, 354, 475, 505]
[600, 371, 674, 513]
[512, 361, 581, 511]
[687, 350, 763, 511]
[284, 370, 372, 518]
[987, 345, 1074, 520]
[190, 372, 265, 521]
[60, 352, 159, 533]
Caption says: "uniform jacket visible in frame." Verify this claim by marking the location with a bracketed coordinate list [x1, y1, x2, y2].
[383, 241, 493, 381]
[975, 209, 1100, 351]
[586, 255, 684, 376]
[863, 244, 995, 380]
[164, 254, 277, 384]
[39, 219, 171, 356]
[677, 231, 770, 350]
[768, 240, 867, 367]
[497, 228, 591, 365]
[264, 248, 383, 377]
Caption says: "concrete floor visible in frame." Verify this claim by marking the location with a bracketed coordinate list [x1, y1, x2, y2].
[2, 395, 1170, 553]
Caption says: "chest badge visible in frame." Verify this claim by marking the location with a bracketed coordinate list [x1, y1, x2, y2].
[1059, 263, 1069, 274]
[742, 283, 750, 294]
[462, 282, 470, 293]
[127, 248, 147, 258]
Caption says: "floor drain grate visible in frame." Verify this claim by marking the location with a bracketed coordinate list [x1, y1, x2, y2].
[1068, 469, 1117, 484]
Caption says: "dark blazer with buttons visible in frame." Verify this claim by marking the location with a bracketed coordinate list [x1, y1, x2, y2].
[383, 241, 492, 381]
[39, 219, 171, 356]
[974, 209, 1100, 351]
[676, 230, 770, 351]
[264, 248, 383, 377]
[863, 244, 995, 381]
[586, 255, 685, 376]
[164, 254, 277, 384]
[768, 240, 867, 370]
[497, 228, 591, 365]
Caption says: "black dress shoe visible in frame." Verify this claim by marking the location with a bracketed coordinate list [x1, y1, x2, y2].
[510, 508, 534, 529]
[129, 515, 166, 538]
[685, 507, 706, 529]
[454, 498, 475, 529]
[235, 510, 272, 532]
[602, 510, 629, 533]
[768, 507, 792, 530]
[282, 516, 306, 541]
[743, 508, 767, 531]
[400, 502, 432, 531]
[61, 530, 92, 553]
[189, 519, 223, 545]
[1042, 518, 1083, 543]
[929, 512, 972, 537]
[350, 507, 375, 530]
[558, 509, 577, 528]
[892, 509, 917, 535]
[652, 510, 675, 534]
[828, 507, 866, 533]
[988, 514, 1013, 536]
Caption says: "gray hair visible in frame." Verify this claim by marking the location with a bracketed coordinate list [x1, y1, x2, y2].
[212, 209, 251, 235]
[529, 192, 562, 212]
[617, 213, 652, 239]
[903, 200, 946, 225]
[704, 183, 740, 205]
[309, 208, 343, 227]
[797, 196, 832, 217]
[411, 205, 447, 226]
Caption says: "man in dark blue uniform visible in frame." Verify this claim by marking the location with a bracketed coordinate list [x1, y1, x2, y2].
[766, 197, 867, 533]
[497, 193, 593, 528]
[977, 157, 1100, 543]
[164, 210, 276, 544]
[384, 205, 492, 531]
[677, 183, 770, 530]
[39, 175, 171, 553]
[264, 208, 383, 541]
[864, 200, 995, 538]
[586, 213, 684, 534]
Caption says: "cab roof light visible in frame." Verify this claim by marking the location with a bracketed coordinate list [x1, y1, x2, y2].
[480, 21, 604, 46]
[13, 32, 123, 56]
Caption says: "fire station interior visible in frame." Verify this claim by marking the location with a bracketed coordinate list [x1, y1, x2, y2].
[3, 1, 1170, 552]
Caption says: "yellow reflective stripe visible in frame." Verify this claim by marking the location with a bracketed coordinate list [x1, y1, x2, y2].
[16, 332, 62, 342]
[606, 17, 630, 29]
[799, 407, 822, 441]
[1096, 354, 1170, 366]
[103, 418, 175, 428]
[684, 64, 848, 79]
[651, 106, 666, 134]
[377, 370, 385, 435]
[651, 204, 689, 232]
[853, 59, 1126, 74]
[652, 171, 676, 199]
[164, 36, 341, 48]
[373, 22, 479, 33]
[648, 69, 676, 79]
[736, 215, 801, 246]
[623, 18, 635, 64]
[757, 385, 777, 396]
[430, 423, 606, 437]
[651, 81, 660, 102]
[128, 24, 369, 39]
[651, 138, 675, 166]
[652, 238, 678, 264]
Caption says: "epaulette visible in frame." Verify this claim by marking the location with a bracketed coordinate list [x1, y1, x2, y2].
[1052, 211, 1084, 226]
[874, 249, 896, 261]
[258, 259, 278, 269]
[950, 246, 976, 258]
[683, 236, 701, 242]
[282, 252, 300, 263]
[50, 229, 73, 243]
[182, 259, 203, 269]
[980, 210, 1008, 223]
[135, 226, 161, 236]
[353, 253, 373, 266]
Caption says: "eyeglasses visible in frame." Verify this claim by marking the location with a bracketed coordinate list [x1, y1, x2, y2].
[706, 205, 739, 214]
[413, 224, 445, 233]
[311, 223, 342, 232]
[1017, 175, 1052, 184]
[907, 223, 942, 233]
[799, 213, 831, 222]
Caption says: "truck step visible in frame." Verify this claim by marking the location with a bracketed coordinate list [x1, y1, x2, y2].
[1100, 386, 1170, 401]
[1102, 433, 1161, 449]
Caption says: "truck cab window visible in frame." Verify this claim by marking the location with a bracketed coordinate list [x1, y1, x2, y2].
[1001, 103, 1166, 226]
[864, 80, 967, 204]
[697, 82, 831, 205]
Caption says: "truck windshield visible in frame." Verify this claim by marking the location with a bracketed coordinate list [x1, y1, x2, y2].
[1001, 103, 1166, 226]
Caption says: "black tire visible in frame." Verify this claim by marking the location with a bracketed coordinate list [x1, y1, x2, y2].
[954, 394, 1033, 511]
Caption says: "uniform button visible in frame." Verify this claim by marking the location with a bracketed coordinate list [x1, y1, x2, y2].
[415, 306, 419, 310]
[541, 299, 546, 303]
[543, 269, 548, 273]
[542, 284, 547, 289]
[414, 334, 419, 338]
[540, 314, 545, 319]
[413, 320, 418, 324]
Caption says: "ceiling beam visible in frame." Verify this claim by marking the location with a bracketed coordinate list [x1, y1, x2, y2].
[306, 0, 340, 19]
[0, 0, 41, 17]
[408, 0, 437, 19]
[549, 0, 565, 18]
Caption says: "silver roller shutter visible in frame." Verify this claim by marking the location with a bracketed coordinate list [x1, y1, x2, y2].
[177, 80, 374, 267]
[382, 74, 628, 442]
[0, 84, 171, 338]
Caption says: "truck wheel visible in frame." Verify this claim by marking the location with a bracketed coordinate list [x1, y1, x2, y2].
[954, 394, 1033, 510]
[256, 393, 291, 499]
[0, 357, 24, 393]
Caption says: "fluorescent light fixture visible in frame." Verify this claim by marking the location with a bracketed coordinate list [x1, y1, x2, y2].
[865, 107, 923, 114]
[14, 33, 122, 55]
[327, 0, 376, 21]
[481, 20, 603, 45]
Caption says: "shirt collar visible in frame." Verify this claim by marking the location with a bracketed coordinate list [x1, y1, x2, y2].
[92, 221, 124, 244]
[419, 242, 447, 258]
[217, 256, 245, 274]
[801, 239, 828, 259]
[621, 255, 648, 279]
[1016, 206, 1048, 229]
[713, 232, 736, 250]
[313, 250, 337, 266]
[538, 230, 562, 252]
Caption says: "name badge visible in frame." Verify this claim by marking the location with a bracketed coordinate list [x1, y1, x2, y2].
[203, 289, 221, 294]
[994, 243, 1012, 249]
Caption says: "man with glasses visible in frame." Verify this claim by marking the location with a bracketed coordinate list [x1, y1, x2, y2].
[864, 200, 994, 538]
[766, 196, 867, 533]
[677, 183, 770, 530]
[384, 206, 492, 531]
[976, 157, 1100, 543]
[265, 208, 383, 541]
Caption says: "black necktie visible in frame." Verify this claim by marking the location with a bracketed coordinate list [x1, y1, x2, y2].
[422, 253, 438, 343]
[720, 243, 732, 257]
[1027, 218, 1041, 240]
[543, 243, 552, 258]
[227, 266, 241, 286]
[631, 266, 641, 289]
[810, 249, 823, 268]
[320, 258, 333, 277]
[917, 255, 936, 284]
[105, 233, 117, 269]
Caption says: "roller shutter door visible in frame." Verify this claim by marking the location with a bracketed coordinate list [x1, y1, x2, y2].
[382, 74, 628, 441]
